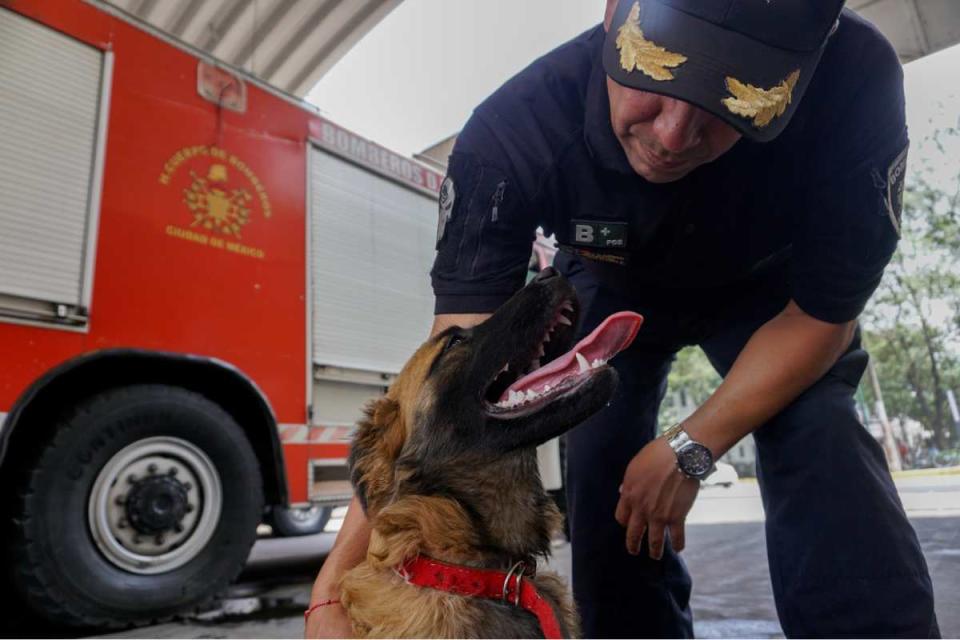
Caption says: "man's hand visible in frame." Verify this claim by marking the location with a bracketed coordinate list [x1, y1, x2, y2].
[615, 437, 699, 559]
[304, 599, 352, 639]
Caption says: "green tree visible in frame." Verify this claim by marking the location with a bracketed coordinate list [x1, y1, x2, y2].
[862, 127, 960, 449]
[658, 346, 721, 429]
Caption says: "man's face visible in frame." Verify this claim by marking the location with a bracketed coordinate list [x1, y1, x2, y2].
[606, 77, 742, 183]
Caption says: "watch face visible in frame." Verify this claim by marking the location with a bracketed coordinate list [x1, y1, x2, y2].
[677, 443, 714, 478]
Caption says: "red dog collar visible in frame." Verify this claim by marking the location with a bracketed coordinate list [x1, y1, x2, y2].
[398, 555, 563, 639]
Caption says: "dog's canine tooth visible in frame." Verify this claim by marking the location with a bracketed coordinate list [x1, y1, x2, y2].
[558, 315, 572, 326]
[576, 352, 589, 373]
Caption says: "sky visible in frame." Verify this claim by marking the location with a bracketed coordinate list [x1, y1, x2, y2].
[308, 1, 960, 161]
[306, 0, 604, 156]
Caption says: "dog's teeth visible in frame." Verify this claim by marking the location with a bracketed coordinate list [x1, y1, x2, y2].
[537, 344, 545, 357]
[526, 389, 537, 401]
[531, 358, 541, 370]
[544, 333, 551, 343]
[576, 352, 589, 373]
[558, 315, 572, 326]
[544, 384, 551, 392]
[561, 301, 574, 312]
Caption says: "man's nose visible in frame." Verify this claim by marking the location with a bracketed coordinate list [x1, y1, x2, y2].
[653, 99, 704, 154]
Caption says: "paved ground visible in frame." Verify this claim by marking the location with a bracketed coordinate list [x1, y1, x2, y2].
[92, 475, 959, 639]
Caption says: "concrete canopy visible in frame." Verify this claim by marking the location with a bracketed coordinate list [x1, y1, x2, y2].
[97, 0, 401, 97]
[849, 0, 960, 62]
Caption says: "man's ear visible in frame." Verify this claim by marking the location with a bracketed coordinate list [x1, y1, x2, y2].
[604, 0, 619, 31]
[348, 397, 406, 515]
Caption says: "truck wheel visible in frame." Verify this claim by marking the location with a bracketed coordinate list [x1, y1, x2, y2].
[268, 504, 332, 537]
[10, 384, 264, 629]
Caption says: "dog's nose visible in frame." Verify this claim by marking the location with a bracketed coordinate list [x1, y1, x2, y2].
[533, 266, 559, 283]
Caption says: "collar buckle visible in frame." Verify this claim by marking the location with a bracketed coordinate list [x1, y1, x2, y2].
[501, 560, 527, 606]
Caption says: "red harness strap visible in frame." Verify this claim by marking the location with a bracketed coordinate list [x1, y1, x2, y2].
[399, 555, 563, 639]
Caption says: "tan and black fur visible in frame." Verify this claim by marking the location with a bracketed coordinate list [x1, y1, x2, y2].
[341, 269, 619, 638]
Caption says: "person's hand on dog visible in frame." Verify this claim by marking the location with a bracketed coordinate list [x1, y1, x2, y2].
[304, 600, 352, 639]
[615, 437, 699, 559]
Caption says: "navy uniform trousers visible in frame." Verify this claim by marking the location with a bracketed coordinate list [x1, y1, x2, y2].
[555, 252, 940, 639]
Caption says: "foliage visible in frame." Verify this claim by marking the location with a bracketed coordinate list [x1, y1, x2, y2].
[660, 127, 960, 450]
[658, 346, 721, 430]
[861, 127, 960, 448]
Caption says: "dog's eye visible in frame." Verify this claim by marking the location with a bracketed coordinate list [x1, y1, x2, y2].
[442, 334, 465, 355]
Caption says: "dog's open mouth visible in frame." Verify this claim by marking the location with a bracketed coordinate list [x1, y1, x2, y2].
[484, 308, 643, 418]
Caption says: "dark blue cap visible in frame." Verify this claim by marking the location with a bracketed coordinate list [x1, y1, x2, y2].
[603, 0, 846, 142]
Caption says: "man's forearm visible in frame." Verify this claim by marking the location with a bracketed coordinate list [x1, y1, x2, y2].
[310, 496, 371, 599]
[683, 300, 857, 457]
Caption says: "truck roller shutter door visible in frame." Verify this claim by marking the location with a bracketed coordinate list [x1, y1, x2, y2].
[0, 8, 106, 321]
[309, 148, 435, 374]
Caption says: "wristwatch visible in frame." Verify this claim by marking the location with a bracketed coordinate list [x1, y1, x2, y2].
[663, 423, 716, 480]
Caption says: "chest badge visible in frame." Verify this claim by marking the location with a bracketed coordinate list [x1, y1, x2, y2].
[570, 220, 628, 249]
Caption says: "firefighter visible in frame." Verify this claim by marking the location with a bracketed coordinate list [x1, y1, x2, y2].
[309, 0, 940, 637]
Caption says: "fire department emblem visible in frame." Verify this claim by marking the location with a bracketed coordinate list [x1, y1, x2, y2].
[159, 145, 273, 259]
[183, 164, 252, 237]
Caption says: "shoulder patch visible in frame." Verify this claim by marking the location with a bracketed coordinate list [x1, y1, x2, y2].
[885, 145, 908, 236]
[436, 176, 456, 247]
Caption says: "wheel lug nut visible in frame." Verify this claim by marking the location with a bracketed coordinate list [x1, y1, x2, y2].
[127, 474, 137, 484]
[185, 504, 194, 513]
[168, 467, 178, 476]
[174, 524, 184, 533]
[133, 535, 142, 544]
[115, 495, 125, 506]
[147, 464, 157, 474]
[117, 519, 127, 529]
[183, 482, 192, 491]
[155, 535, 165, 545]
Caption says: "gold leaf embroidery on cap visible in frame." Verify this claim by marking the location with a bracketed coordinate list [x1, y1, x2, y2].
[616, 1, 688, 81]
[722, 70, 801, 128]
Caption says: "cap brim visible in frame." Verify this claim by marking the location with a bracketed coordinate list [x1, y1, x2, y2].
[603, 0, 826, 142]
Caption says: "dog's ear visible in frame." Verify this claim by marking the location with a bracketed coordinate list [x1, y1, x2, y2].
[348, 396, 406, 515]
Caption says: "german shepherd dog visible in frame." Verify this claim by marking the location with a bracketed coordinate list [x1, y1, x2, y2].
[341, 268, 641, 638]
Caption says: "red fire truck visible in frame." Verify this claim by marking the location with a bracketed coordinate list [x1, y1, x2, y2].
[0, 0, 458, 626]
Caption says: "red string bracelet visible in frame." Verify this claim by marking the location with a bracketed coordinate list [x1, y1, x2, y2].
[304, 598, 341, 621]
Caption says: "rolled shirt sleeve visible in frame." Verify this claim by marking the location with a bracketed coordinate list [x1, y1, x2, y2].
[430, 120, 539, 315]
[790, 24, 907, 324]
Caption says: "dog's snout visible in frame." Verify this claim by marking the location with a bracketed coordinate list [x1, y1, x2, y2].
[533, 266, 559, 283]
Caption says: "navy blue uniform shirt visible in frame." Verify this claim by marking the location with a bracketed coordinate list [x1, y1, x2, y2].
[431, 9, 908, 325]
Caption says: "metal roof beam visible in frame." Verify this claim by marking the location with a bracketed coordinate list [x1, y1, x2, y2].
[230, 0, 296, 70]
[285, 0, 387, 96]
[131, 0, 159, 22]
[198, 0, 253, 53]
[168, 0, 205, 39]
[259, 0, 343, 81]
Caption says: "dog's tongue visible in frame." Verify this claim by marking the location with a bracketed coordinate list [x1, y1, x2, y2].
[500, 311, 643, 401]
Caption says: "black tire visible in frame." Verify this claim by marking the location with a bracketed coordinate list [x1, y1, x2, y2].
[9, 384, 264, 629]
[268, 505, 332, 537]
